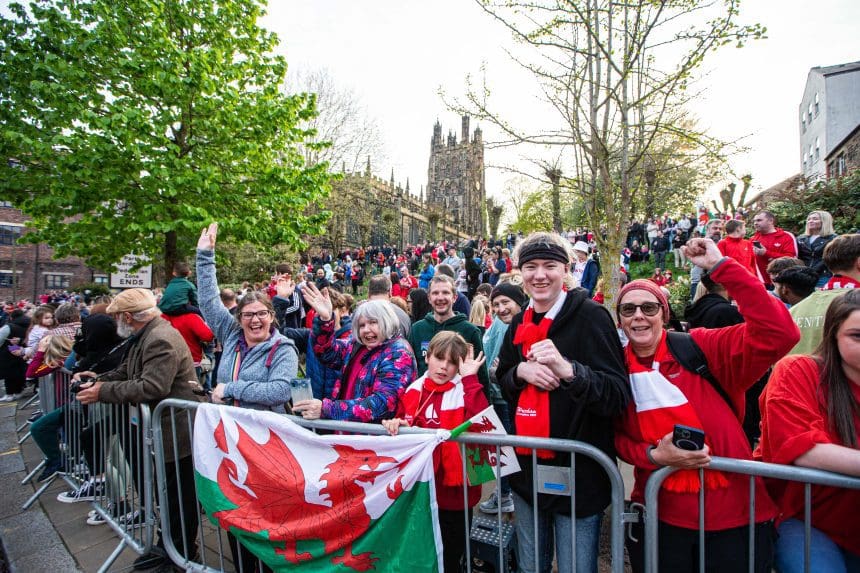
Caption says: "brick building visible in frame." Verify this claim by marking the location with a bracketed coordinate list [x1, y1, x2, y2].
[826, 123, 860, 179]
[426, 116, 486, 237]
[0, 203, 106, 302]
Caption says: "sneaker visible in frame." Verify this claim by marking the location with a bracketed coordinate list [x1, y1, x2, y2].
[87, 501, 122, 525]
[37, 459, 65, 483]
[0, 395, 15, 403]
[133, 548, 167, 570]
[56, 478, 104, 503]
[27, 409, 43, 423]
[119, 509, 145, 530]
[479, 492, 515, 514]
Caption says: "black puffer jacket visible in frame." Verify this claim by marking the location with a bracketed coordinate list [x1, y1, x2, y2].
[684, 293, 744, 329]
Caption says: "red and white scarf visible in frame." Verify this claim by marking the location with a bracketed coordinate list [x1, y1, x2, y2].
[625, 332, 728, 493]
[402, 375, 466, 486]
[823, 275, 860, 291]
[512, 292, 566, 459]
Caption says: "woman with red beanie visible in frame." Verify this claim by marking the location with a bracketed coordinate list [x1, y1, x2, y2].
[615, 237, 800, 572]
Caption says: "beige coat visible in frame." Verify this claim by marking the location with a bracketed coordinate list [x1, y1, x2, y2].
[98, 316, 202, 460]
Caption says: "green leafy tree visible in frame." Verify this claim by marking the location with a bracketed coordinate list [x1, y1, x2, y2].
[1, 0, 331, 282]
[767, 171, 860, 235]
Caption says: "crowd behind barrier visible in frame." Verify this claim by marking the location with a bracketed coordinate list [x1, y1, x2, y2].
[17, 370, 158, 573]
[144, 398, 857, 573]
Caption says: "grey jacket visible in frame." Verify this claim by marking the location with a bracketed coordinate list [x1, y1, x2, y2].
[196, 248, 298, 412]
[98, 316, 202, 460]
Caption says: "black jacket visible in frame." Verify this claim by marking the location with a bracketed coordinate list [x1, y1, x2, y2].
[684, 294, 743, 329]
[497, 288, 629, 517]
[797, 234, 836, 278]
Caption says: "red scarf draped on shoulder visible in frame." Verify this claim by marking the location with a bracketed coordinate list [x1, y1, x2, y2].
[625, 331, 728, 493]
[511, 293, 566, 459]
[401, 376, 466, 486]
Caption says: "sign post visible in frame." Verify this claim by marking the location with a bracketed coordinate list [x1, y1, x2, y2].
[110, 254, 153, 289]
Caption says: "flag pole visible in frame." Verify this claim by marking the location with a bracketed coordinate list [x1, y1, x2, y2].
[448, 420, 473, 439]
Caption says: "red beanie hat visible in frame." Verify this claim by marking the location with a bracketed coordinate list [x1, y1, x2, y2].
[616, 279, 670, 323]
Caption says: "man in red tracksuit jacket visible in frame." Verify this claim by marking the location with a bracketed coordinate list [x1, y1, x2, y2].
[751, 211, 797, 287]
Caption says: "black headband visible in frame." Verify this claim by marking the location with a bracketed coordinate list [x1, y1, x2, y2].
[517, 242, 570, 266]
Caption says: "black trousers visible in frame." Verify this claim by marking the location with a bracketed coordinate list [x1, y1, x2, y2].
[627, 519, 775, 573]
[438, 508, 472, 573]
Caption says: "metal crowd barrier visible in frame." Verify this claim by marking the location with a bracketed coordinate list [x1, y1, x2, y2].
[151, 398, 628, 573]
[643, 456, 860, 573]
[19, 369, 156, 573]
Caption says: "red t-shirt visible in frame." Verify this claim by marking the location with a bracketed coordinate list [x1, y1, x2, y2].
[750, 228, 798, 285]
[757, 354, 860, 555]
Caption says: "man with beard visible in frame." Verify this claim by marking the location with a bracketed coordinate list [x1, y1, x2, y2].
[409, 274, 490, 397]
[74, 288, 203, 570]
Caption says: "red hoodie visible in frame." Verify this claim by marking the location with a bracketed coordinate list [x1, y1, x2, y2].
[717, 236, 756, 275]
[750, 228, 797, 285]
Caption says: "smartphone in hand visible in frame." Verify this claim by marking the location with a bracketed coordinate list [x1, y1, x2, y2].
[752, 241, 763, 249]
[673, 424, 705, 451]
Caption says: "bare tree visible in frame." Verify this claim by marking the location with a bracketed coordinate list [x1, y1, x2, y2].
[288, 68, 387, 173]
[452, 0, 763, 304]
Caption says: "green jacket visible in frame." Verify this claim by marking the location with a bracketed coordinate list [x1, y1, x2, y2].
[789, 288, 851, 355]
[158, 276, 199, 313]
[409, 312, 490, 396]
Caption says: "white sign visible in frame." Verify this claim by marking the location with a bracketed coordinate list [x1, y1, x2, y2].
[110, 254, 153, 289]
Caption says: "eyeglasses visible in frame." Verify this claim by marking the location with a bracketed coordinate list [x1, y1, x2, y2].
[618, 302, 662, 317]
[239, 310, 272, 321]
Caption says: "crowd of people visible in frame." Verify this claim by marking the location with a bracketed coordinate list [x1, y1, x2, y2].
[1, 211, 858, 573]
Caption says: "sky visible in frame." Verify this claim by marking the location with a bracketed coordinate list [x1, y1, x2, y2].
[264, 1, 859, 210]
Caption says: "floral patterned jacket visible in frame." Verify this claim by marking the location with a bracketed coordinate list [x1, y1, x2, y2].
[312, 317, 416, 422]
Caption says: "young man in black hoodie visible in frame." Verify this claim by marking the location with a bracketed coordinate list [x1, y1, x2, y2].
[496, 232, 629, 573]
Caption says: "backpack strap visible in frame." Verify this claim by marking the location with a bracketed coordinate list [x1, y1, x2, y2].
[664, 331, 733, 411]
[265, 339, 282, 368]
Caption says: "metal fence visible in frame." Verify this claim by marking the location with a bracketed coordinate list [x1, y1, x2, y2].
[151, 398, 628, 573]
[18, 369, 156, 573]
[643, 456, 860, 573]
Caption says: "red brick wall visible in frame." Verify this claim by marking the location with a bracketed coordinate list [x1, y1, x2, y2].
[0, 206, 103, 302]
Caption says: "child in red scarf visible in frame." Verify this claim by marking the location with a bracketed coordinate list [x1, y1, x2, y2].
[384, 331, 488, 573]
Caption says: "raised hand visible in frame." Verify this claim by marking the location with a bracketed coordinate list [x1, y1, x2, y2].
[197, 222, 218, 251]
[301, 282, 333, 321]
[459, 347, 486, 378]
[276, 277, 295, 299]
[681, 238, 723, 271]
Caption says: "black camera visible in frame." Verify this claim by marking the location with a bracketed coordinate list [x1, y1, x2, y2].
[672, 424, 705, 451]
[70, 375, 95, 394]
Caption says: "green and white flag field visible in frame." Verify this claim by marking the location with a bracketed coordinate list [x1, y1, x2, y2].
[193, 404, 443, 572]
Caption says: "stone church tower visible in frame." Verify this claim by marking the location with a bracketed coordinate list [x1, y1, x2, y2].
[426, 115, 486, 237]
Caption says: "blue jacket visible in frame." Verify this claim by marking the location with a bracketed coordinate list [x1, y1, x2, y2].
[581, 259, 600, 297]
[197, 249, 298, 412]
[418, 265, 435, 289]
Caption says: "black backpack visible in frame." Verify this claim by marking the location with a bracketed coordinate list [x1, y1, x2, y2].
[664, 331, 733, 411]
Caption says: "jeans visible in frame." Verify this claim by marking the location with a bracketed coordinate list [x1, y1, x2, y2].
[30, 406, 65, 463]
[512, 492, 601, 573]
[776, 518, 860, 573]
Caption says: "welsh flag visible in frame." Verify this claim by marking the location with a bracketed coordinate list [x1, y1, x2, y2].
[461, 406, 521, 486]
[193, 404, 443, 572]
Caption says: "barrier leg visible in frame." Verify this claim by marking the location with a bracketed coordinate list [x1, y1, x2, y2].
[17, 430, 31, 445]
[20, 392, 39, 409]
[96, 538, 128, 573]
[20, 459, 45, 485]
[22, 472, 61, 510]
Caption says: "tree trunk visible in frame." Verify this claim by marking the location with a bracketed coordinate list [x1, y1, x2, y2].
[164, 230, 177, 288]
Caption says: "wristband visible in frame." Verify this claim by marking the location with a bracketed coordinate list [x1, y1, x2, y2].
[646, 445, 662, 467]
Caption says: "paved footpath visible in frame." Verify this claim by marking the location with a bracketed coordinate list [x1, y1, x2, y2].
[0, 394, 146, 573]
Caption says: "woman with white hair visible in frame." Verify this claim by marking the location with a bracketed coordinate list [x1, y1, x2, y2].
[295, 284, 416, 422]
[797, 210, 838, 287]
